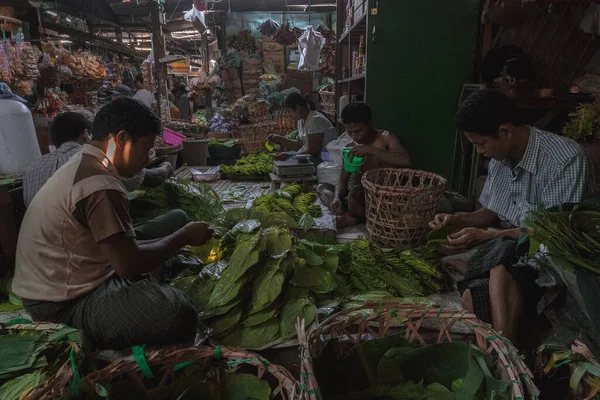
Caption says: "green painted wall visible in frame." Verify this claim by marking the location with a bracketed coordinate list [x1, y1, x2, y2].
[366, 0, 480, 179]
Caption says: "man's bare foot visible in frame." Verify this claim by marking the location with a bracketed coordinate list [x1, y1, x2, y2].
[336, 213, 359, 230]
[316, 184, 335, 207]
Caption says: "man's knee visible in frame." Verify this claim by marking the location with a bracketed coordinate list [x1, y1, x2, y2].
[490, 264, 511, 282]
[462, 289, 474, 313]
[168, 209, 190, 227]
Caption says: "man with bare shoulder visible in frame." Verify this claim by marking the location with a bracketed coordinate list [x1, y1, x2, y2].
[317, 102, 411, 229]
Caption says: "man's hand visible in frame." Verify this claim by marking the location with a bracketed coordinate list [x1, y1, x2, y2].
[429, 214, 456, 230]
[181, 222, 214, 246]
[274, 152, 289, 161]
[447, 228, 496, 248]
[159, 162, 174, 178]
[330, 198, 343, 215]
[350, 145, 373, 158]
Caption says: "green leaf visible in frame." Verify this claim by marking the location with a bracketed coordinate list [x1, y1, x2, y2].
[427, 228, 450, 242]
[299, 213, 316, 231]
[207, 272, 246, 309]
[225, 373, 271, 400]
[227, 235, 262, 281]
[298, 247, 324, 267]
[264, 228, 293, 259]
[0, 371, 47, 400]
[210, 307, 242, 336]
[323, 254, 340, 273]
[280, 297, 316, 340]
[95, 384, 109, 398]
[242, 303, 279, 327]
[293, 265, 336, 294]
[199, 298, 240, 320]
[251, 259, 285, 312]
[231, 220, 261, 234]
[239, 320, 280, 349]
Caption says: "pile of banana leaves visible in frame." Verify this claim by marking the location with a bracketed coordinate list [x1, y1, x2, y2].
[526, 203, 600, 273]
[129, 179, 223, 223]
[315, 333, 511, 400]
[252, 184, 323, 230]
[0, 323, 85, 400]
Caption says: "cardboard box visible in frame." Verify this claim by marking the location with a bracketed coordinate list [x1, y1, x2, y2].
[284, 70, 314, 96]
[263, 40, 285, 73]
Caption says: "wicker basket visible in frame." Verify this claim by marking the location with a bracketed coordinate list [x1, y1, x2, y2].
[362, 168, 447, 247]
[207, 131, 233, 140]
[29, 345, 301, 400]
[239, 123, 276, 153]
[297, 302, 540, 400]
[272, 109, 298, 133]
[249, 101, 273, 124]
[481, 0, 543, 25]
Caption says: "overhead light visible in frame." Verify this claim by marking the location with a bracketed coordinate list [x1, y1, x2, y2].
[29, 1, 42, 7]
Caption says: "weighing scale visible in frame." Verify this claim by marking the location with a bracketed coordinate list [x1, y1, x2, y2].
[270, 160, 318, 190]
[273, 160, 316, 178]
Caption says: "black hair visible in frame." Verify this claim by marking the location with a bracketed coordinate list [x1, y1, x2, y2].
[92, 97, 160, 141]
[135, 75, 144, 84]
[341, 102, 372, 125]
[283, 91, 316, 111]
[50, 112, 91, 147]
[456, 89, 524, 137]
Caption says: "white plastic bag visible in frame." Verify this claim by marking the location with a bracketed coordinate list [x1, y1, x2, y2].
[326, 132, 353, 166]
[317, 162, 342, 187]
[298, 26, 326, 71]
[184, 6, 207, 34]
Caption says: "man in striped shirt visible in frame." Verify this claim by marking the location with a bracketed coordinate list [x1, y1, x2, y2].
[430, 90, 590, 342]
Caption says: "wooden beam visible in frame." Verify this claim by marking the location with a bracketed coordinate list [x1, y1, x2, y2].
[40, 21, 145, 61]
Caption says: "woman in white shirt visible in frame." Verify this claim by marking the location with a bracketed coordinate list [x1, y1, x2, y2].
[268, 92, 337, 163]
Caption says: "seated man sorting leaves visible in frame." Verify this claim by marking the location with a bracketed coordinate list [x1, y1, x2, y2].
[429, 89, 591, 342]
[13, 98, 213, 349]
[318, 102, 411, 229]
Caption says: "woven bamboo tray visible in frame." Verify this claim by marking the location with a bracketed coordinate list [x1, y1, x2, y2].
[28, 345, 301, 400]
[362, 168, 447, 247]
[297, 302, 540, 400]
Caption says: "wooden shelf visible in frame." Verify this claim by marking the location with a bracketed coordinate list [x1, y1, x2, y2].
[339, 74, 366, 84]
[338, 12, 367, 44]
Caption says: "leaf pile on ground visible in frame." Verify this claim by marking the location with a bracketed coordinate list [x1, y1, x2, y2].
[251, 184, 322, 230]
[0, 324, 85, 400]
[220, 153, 274, 178]
[129, 179, 223, 223]
[314, 333, 510, 400]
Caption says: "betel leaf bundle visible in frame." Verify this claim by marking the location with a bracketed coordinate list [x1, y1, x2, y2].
[252, 184, 323, 229]
[129, 179, 223, 223]
[172, 209, 338, 349]
[220, 153, 274, 178]
[339, 240, 443, 297]
[314, 333, 510, 400]
[526, 204, 600, 273]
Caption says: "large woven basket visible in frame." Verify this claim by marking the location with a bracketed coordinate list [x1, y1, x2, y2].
[239, 122, 276, 153]
[362, 168, 447, 247]
[272, 109, 298, 133]
[249, 101, 273, 124]
[28, 345, 301, 400]
[481, 0, 543, 25]
[298, 302, 540, 400]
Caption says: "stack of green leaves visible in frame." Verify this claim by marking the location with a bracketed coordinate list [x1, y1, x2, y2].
[220, 153, 275, 178]
[129, 179, 223, 223]
[314, 333, 510, 400]
[172, 208, 341, 349]
[338, 240, 443, 298]
[0, 325, 85, 400]
[251, 184, 323, 230]
[526, 206, 600, 273]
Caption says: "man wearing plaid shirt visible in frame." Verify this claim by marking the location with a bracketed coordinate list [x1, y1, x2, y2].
[430, 90, 590, 343]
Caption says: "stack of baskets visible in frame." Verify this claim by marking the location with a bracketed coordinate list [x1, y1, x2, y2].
[248, 100, 273, 124]
[362, 168, 447, 247]
[319, 86, 336, 120]
[298, 302, 540, 400]
[223, 66, 243, 103]
[238, 122, 277, 153]
[28, 345, 301, 400]
[243, 56, 263, 96]
[271, 108, 298, 133]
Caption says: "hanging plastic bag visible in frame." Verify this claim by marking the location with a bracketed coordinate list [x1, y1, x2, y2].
[298, 26, 326, 71]
[184, 1, 207, 34]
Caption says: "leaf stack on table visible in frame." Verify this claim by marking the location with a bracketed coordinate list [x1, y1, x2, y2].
[220, 152, 275, 179]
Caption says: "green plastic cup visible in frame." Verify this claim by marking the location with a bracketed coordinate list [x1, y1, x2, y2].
[342, 147, 364, 173]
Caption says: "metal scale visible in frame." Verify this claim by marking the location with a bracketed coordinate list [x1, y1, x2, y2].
[270, 158, 318, 190]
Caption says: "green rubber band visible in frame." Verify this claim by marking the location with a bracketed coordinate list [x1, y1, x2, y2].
[69, 347, 81, 398]
[6, 318, 32, 325]
[214, 345, 222, 360]
[174, 360, 198, 371]
[487, 335, 498, 341]
[554, 359, 572, 368]
[132, 345, 154, 379]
